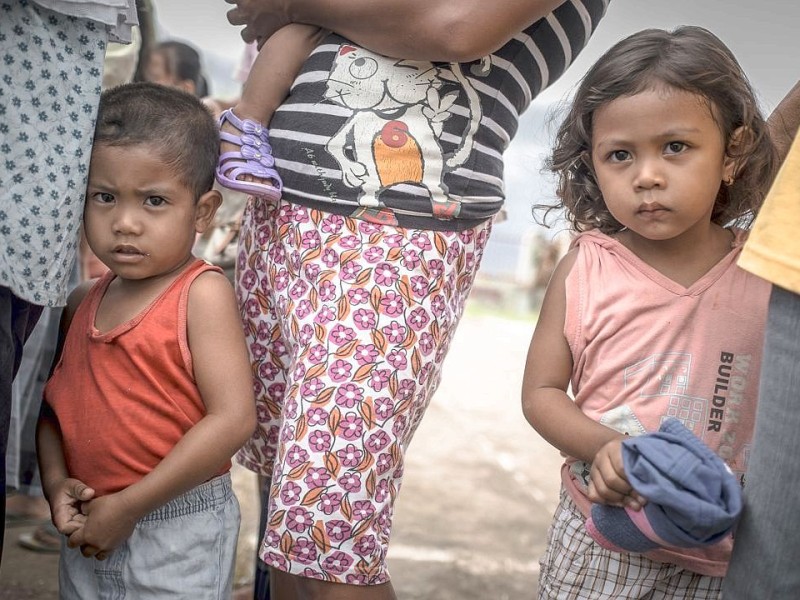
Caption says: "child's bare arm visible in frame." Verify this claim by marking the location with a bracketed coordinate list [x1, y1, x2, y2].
[68, 271, 256, 555]
[521, 250, 641, 508]
[237, 23, 327, 125]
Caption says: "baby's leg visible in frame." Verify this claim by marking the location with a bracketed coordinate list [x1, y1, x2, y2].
[217, 24, 326, 196]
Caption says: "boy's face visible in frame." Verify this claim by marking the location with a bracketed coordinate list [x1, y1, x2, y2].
[84, 143, 218, 282]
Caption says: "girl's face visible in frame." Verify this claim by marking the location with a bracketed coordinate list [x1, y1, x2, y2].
[590, 86, 736, 244]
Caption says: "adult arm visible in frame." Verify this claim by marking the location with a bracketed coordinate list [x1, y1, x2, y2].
[226, 0, 568, 62]
[521, 249, 643, 509]
[68, 271, 257, 555]
[767, 80, 800, 162]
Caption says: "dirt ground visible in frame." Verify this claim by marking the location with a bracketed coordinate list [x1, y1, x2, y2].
[1, 312, 564, 599]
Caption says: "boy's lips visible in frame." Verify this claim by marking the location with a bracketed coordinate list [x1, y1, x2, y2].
[113, 244, 149, 256]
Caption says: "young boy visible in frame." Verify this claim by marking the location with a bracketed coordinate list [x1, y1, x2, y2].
[36, 82, 256, 598]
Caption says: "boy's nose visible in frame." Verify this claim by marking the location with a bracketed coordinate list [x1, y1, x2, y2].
[111, 208, 142, 234]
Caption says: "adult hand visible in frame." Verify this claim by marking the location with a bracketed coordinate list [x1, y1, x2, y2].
[49, 478, 95, 536]
[587, 438, 647, 510]
[225, 0, 291, 46]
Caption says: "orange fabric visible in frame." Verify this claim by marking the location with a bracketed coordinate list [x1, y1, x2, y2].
[44, 260, 229, 496]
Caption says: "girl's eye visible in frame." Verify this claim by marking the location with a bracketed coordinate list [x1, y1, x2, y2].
[665, 141, 687, 154]
[609, 150, 630, 162]
[145, 196, 167, 207]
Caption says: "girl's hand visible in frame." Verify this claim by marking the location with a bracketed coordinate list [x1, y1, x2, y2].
[588, 438, 647, 510]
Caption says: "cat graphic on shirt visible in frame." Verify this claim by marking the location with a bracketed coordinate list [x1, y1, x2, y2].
[323, 44, 483, 218]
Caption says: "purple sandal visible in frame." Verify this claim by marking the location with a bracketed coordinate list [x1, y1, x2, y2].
[215, 109, 283, 200]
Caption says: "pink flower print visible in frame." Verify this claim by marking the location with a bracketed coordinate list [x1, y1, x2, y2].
[419, 332, 435, 355]
[322, 551, 353, 575]
[284, 397, 299, 419]
[338, 413, 364, 441]
[300, 377, 325, 399]
[353, 308, 377, 331]
[273, 339, 288, 357]
[380, 291, 404, 316]
[291, 537, 318, 564]
[265, 529, 281, 548]
[382, 321, 406, 344]
[330, 324, 356, 346]
[280, 481, 302, 505]
[357, 220, 380, 235]
[341, 260, 362, 282]
[335, 383, 363, 409]
[304, 467, 331, 489]
[281, 424, 295, 443]
[354, 344, 379, 365]
[363, 246, 385, 263]
[308, 344, 328, 365]
[245, 298, 261, 319]
[296, 299, 312, 319]
[314, 305, 336, 325]
[365, 431, 390, 453]
[255, 321, 272, 341]
[319, 280, 338, 301]
[322, 248, 338, 268]
[264, 551, 289, 571]
[318, 491, 342, 515]
[431, 294, 446, 318]
[298, 323, 314, 346]
[407, 307, 430, 331]
[410, 231, 432, 250]
[446, 243, 459, 264]
[429, 259, 445, 279]
[328, 359, 352, 383]
[293, 362, 307, 382]
[286, 444, 309, 468]
[289, 280, 309, 300]
[286, 506, 314, 533]
[308, 430, 332, 452]
[374, 479, 390, 503]
[306, 407, 329, 427]
[249, 341, 267, 361]
[294, 206, 310, 223]
[274, 269, 290, 291]
[354, 534, 377, 557]
[241, 270, 257, 291]
[259, 361, 281, 381]
[321, 214, 344, 234]
[458, 229, 475, 243]
[383, 233, 403, 247]
[392, 414, 408, 439]
[352, 500, 375, 521]
[338, 471, 362, 493]
[325, 520, 352, 543]
[374, 262, 399, 286]
[397, 379, 416, 401]
[374, 507, 391, 536]
[267, 382, 286, 402]
[374, 397, 394, 421]
[304, 262, 320, 281]
[401, 248, 421, 269]
[347, 287, 369, 305]
[410, 276, 428, 297]
[268, 244, 285, 264]
[368, 368, 391, 392]
[336, 443, 364, 467]
[386, 348, 407, 370]
[346, 574, 369, 585]
[340, 235, 360, 250]
[376, 452, 393, 475]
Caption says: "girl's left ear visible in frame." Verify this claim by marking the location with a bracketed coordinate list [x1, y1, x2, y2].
[724, 125, 749, 183]
[195, 189, 222, 233]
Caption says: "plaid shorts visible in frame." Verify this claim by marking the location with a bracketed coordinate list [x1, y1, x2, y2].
[538, 491, 723, 599]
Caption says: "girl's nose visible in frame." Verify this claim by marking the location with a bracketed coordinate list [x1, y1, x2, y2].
[633, 159, 666, 190]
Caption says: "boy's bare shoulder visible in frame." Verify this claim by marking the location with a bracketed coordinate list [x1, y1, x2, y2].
[186, 269, 238, 319]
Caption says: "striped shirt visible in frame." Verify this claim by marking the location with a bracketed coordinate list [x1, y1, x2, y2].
[268, 0, 609, 231]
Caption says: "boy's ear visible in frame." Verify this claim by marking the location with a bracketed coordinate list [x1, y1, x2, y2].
[723, 126, 749, 182]
[194, 189, 222, 233]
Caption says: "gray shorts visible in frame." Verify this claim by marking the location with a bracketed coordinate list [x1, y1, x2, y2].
[58, 473, 240, 599]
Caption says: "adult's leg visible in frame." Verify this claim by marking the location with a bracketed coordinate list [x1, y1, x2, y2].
[0, 287, 44, 562]
[723, 286, 800, 598]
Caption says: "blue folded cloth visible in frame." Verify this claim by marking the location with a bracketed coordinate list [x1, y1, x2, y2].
[586, 417, 742, 552]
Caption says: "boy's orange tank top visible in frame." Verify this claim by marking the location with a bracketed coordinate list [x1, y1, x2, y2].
[44, 259, 230, 496]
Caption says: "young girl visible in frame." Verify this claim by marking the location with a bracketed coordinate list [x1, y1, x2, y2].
[36, 83, 256, 597]
[214, 24, 327, 199]
[522, 27, 778, 598]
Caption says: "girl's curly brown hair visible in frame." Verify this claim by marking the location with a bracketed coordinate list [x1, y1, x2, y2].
[537, 26, 778, 234]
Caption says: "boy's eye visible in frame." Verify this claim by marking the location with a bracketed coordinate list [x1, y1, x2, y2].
[93, 192, 114, 203]
[665, 141, 687, 154]
[145, 196, 167, 207]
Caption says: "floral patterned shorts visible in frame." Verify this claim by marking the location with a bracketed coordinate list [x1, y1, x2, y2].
[235, 198, 491, 584]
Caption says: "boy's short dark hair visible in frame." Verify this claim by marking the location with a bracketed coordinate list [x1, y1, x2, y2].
[93, 82, 218, 198]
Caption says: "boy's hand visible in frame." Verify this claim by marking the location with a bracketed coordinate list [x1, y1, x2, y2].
[67, 493, 137, 557]
[48, 478, 95, 536]
[588, 438, 646, 510]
